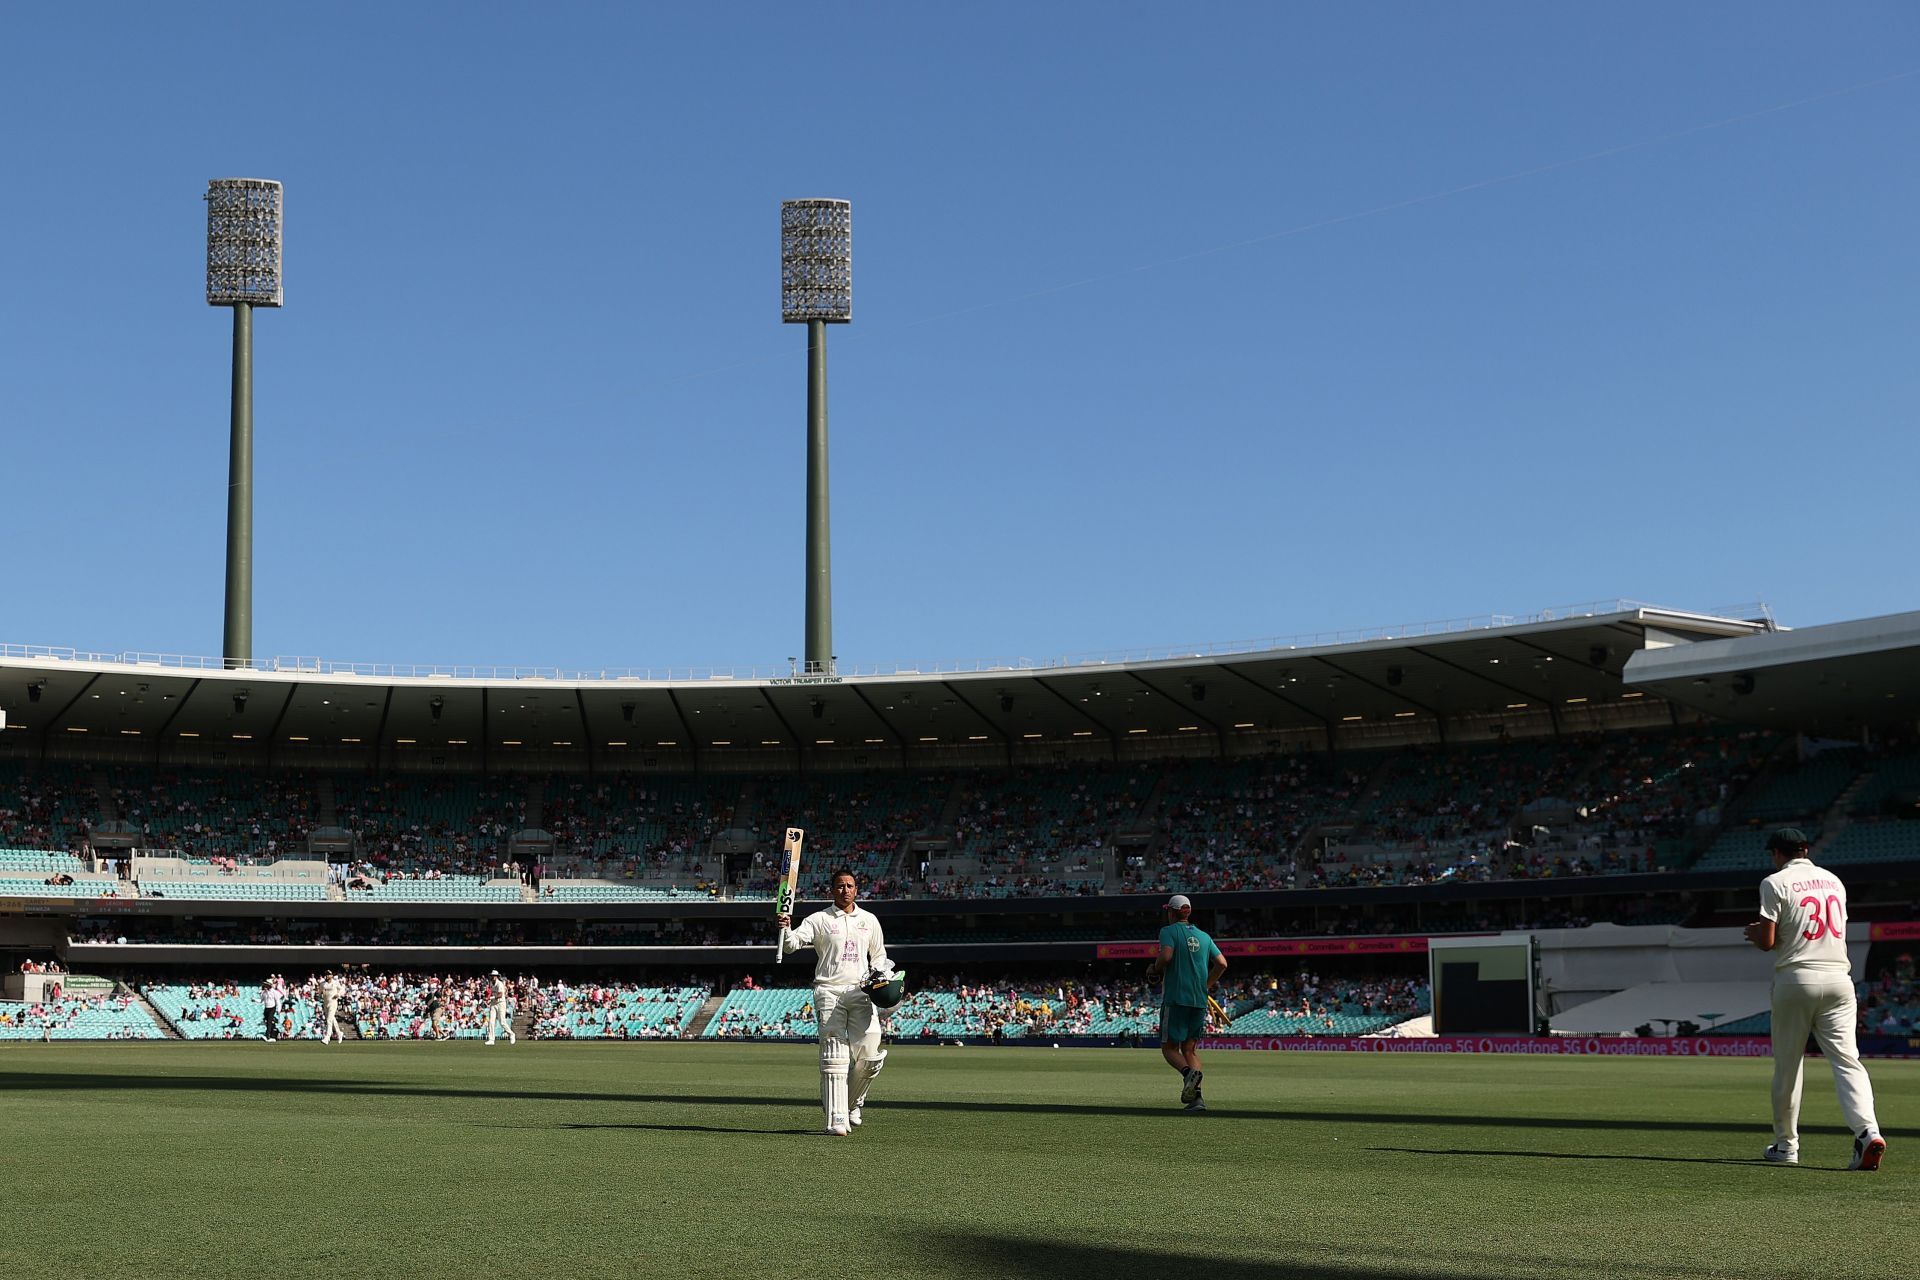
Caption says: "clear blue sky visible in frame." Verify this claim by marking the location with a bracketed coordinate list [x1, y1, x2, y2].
[4, 5, 1916, 671]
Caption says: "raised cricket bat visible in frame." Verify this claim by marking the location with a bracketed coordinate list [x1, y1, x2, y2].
[774, 826, 805, 959]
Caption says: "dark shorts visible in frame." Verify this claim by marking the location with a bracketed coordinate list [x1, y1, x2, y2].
[1160, 1004, 1206, 1045]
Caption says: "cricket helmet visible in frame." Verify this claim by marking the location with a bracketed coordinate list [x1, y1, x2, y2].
[862, 968, 907, 1009]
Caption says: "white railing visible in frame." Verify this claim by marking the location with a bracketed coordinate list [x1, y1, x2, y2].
[0, 599, 1767, 685]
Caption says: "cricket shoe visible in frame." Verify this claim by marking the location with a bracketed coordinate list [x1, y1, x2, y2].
[1762, 1143, 1798, 1165]
[1848, 1132, 1886, 1172]
[1183, 1098, 1208, 1114]
[848, 1107, 863, 1127]
[1180, 1069, 1203, 1105]
[826, 1118, 852, 1137]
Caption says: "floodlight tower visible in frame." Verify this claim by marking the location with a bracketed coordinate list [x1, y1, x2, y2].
[780, 199, 851, 676]
[205, 178, 284, 670]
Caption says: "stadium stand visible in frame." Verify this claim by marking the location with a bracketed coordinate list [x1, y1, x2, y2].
[0, 762, 100, 854]
[531, 981, 706, 1039]
[344, 875, 520, 904]
[144, 981, 321, 1040]
[704, 986, 816, 1039]
[107, 765, 318, 859]
[544, 773, 732, 874]
[333, 772, 526, 873]
[0, 993, 161, 1040]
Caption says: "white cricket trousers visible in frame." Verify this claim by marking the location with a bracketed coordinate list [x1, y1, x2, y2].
[814, 987, 880, 1127]
[322, 1005, 344, 1043]
[1770, 968, 1879, 1152]
[485, 1004, 514, 1042]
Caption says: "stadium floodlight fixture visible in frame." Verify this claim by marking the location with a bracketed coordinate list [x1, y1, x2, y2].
[780, 199, 852, 676]
[205, 178, 283, 670]
[205, 179, 284, 307]
[780, 199, 852, 323]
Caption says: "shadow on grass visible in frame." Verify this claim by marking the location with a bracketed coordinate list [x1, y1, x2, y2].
[545, 1122, 818, 1136]
[917, 1231, 1730, 1280]
[0, 1068, 1907, 1139]
[1365, 1145, 1847, 1169]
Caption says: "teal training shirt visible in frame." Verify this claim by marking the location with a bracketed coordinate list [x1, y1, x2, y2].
[1158, 922, 1223, 1009]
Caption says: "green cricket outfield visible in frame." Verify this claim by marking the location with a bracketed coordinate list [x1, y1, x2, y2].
[2, 1042, 1911, 1279]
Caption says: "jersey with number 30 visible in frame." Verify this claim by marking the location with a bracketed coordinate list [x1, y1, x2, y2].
[1759, 857, 1851, 973]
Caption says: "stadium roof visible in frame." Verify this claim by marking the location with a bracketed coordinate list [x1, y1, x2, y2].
[1624, 609, 1920, 739]
[0, 603, 1777, 760]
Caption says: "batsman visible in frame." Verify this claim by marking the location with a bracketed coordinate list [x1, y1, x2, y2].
[775, 837, 901, 1136]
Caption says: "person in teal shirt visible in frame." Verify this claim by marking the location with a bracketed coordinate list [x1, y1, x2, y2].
[1147, 893, 1227, 1112]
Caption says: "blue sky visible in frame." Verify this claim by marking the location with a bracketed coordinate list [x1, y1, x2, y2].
[4, 5, 1916, 671]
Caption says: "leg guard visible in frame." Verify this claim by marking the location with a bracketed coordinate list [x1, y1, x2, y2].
[850, 1048, 887, 1110]
[820, 1036, 851, 1130]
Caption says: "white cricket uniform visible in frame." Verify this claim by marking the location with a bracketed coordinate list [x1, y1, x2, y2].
[1758, 857, 1880, 1153]
[783, 905, 890, 1130]
[485, 975, 516, 1043]
[321, 977, 347, 1043]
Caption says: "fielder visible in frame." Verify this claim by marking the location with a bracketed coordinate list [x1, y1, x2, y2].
[483, 970, 517, 1046]
[1148, 893, 1226, 1112]
[777, 867, 897, 1135]
[319, 971, 348, 1045]
[1744, 827, 1886, 1170]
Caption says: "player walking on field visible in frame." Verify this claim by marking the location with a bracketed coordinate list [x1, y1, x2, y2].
[777, 868, 896, 1135]
[1149, 894, 1226, 1113]
[484, 970, 517, 1046]
[1743, 827, 1886, 1170]
[318, 971, 348, 1045]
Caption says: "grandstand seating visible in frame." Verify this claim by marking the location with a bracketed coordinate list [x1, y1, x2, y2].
[139, 877, 330, 902]
[541, 882, 712, 903]
[0, 876, 122, 899]
[532, 983, 705, 1039]
[334, 772, 525, 870]
[1822, 821, 1920, 865]
[107, 765, 318, 859]
[144, 983, 320, 1039]
[0, 727, 1912, 904]
[1693, 826, 1822, 872]
[703, 987, 816, 1039]
[951, 764, 1153, 873]
[345, 877, 520, 903]
[0, 849, 88, 874]
[1736, 749, 1864, 824]
[1850, 751, 1920, 816]
[0, 995, 161, 1040]
[0, 762, 100, 853]
[545, 774, 732, 870]
[753, 772, 943, 893]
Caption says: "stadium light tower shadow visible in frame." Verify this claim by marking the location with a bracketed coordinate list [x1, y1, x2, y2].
[780, 199, 851, 676]
[205, 178, 284, 670]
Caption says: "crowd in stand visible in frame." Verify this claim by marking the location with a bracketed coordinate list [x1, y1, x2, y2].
[0, 993, 148, 1038]
[531, 978, 702, 1040]
[1861, 952, 1920, 1037]
[3, 729, 1914, 903]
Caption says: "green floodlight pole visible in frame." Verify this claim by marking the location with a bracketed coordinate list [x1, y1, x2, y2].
[780, 200, 851, 676]
[204, 178, 284, 670]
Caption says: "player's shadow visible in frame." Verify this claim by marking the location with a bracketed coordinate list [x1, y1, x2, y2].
[919, 1231, 1728, 1280]
[507, 1121, 817, 1137]
[1366, 1145, 1824, 1169]
[0, 1070, 1909, 1140]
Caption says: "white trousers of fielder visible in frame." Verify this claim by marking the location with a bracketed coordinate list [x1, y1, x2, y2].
[484, 1003, 515, 1044]
[815, 986, 884, 1130]
[1770, 969, 1879, 1153]
[321, 1004, 345, 1044]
